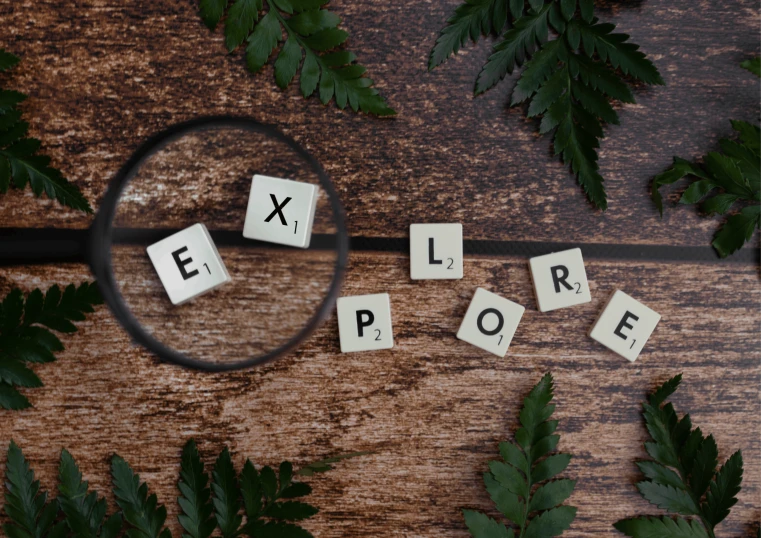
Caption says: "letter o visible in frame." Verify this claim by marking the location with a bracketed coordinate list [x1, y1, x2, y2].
[477, 308, 504, 336]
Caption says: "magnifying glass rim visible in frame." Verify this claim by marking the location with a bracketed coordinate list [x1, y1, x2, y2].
[89, 115, 349, 372]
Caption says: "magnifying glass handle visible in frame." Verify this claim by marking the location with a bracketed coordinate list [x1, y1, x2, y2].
[0, 228, 89, 266]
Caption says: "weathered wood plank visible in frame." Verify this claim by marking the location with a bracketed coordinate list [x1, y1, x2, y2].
[0, 253, 758, 536]
[0, 0, 758, 248]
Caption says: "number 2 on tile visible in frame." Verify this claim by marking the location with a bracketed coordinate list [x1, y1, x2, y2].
[375, 329, 381, 341]
[447, 258, 454, 269]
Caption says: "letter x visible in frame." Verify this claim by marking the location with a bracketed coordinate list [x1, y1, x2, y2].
[264, 194, 292, 225]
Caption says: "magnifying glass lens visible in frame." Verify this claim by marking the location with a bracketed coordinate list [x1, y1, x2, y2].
[107, 123, 343, 368]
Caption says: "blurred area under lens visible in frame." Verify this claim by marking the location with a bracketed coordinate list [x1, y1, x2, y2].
[108, 123, 343, 367]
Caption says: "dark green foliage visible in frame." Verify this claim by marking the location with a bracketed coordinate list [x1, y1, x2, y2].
[614, 375, 745, 538]
[111, 456, 172, 538]
[58, 450, 123, 538]
[462, 373, 577, 538]
[184, 440, 365, 537]
[430, 0, 663, 210]
[212, 447, 319, 537]
[2, 440, 68, 538]
[0, 50, 92, 212]
[197, 0, 394, 115]
[0, 282, 103, 410]
[295, 451, 372, 476]
[177, 441, 216, 538]
[3, 441, 364, 538]
[741, 57, 760, 77]
[653, 60, 760, 258]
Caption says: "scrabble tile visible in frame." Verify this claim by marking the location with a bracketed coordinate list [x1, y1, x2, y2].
[457, 288, 525, 357]
[589, 290, 661, 362]
[410, 223, 464, 280]
[242, 174, 319, 248]
[337, 293, 394, 353]
[146, 223, 231, 305]
[529, 248, 591, 312]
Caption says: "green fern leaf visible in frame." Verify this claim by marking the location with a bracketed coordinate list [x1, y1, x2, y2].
[0, 50, 20, 72]
[636, 482, 699, 515]
[58, 449, 123, 538]
[575, 19, 663, 84]
[615, 374, 746, 537]
[463, 373, 576, 538]
[701, 450, 743, 528]
[688, 436, 718, 501]
[614, 516, 709, 538]
[211, 448, 242, 538]
[199, 0, 229, 29]
[653, 63, 759, 257]
[636, 462, 686, 491]
[463, 510, 514, 538]
[178, 440, 216, 538]
[111, 456, 171, 538]
[295, 451, 370, 476]
[0, 283, 102, 410]
[199, 0, 394, 115]
[0, 382, 31, 410]
[475, 6, 550, 95]
[226, 0, 263, 52]
[2, 440, 68, 538]
[431, 0, 661, 209]
[741, 57, 760, 77]
[429, 0, 507, 70]
[0, 53, 92, 212]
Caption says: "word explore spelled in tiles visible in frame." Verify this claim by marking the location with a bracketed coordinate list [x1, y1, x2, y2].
[589, 290, 661, 362]
[457, 288, 525, 357]
[337, 293, 394, 353]
[529, 248, 592, 312]
[410, 223, 464, 280]
[146, 223, 231, 305]
[243, 174, 319, 249]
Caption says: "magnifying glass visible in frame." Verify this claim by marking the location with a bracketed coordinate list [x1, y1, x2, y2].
[0, 116, 349, 371]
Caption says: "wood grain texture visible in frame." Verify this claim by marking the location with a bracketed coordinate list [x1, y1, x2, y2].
[0, 0, 759, 536]
[0, 254, 759, 536]
[0, 0, 758, 247]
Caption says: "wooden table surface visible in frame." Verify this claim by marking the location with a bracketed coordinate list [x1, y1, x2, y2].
[1, 0, 759, 536]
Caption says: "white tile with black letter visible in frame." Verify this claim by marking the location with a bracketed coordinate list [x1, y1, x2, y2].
[529, 248, 591, 312]
[589, 290, 661, 362]
[457, 288, 525, 357]
[146, 223, 231, 305]
[409, 223, 463, 280]
[337, 293, 394, 353]
[242, 174, 319, 248]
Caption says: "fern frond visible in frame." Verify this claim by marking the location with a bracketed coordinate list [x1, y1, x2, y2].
[0, 283, 102, 410]
[0, 50, 92, 212]
[614, 375, 745, 537]
[653, 70, 760, 258]
[429, 0, 663, 210]
[463, 373, 576, 538]
[198, 0, 394, 115]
